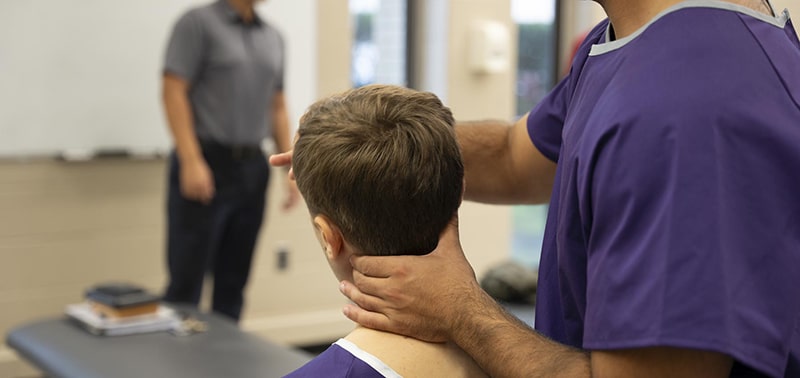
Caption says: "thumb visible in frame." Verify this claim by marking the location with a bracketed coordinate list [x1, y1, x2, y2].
[269, 150, 293, 167]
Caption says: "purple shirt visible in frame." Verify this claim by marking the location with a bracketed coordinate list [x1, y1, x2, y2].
[529, 3, 800, 377]
[283, 339, 400, 378]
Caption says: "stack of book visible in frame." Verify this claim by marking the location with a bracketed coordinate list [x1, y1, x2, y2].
[66, 283, 181, 336]
[85, 283, 161, 318]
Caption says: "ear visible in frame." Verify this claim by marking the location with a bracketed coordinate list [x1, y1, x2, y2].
[313, 214, 343, 259]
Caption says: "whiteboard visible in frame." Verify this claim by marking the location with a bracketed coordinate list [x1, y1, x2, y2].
[0, 0, 316, 158]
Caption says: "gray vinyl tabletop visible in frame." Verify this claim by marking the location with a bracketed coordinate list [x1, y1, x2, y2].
[5, 307, 313, 378]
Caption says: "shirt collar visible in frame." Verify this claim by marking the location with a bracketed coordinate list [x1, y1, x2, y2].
[216, 0, 264, 27]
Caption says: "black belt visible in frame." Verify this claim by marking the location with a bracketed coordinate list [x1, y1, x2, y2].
[200, 141, 263, 160]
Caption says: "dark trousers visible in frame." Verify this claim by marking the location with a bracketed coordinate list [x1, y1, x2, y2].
[163, 144, 270, 321]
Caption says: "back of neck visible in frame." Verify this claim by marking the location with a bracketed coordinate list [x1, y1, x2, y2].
[344, 326, 489, 377]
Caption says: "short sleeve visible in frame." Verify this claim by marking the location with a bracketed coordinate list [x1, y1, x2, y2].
[582, 104, 800, 375]
[527, 20, 607, 163]
[527, 77, 568, 163]
[163, 12, 205, 82]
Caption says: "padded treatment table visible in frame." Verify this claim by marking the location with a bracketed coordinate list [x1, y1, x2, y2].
[6, 307, 312, 378]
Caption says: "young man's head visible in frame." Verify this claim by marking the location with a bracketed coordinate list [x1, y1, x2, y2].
[293, 84, 463, 281]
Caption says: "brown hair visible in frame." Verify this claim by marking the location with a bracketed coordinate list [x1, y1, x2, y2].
[293, 84, 463, 256]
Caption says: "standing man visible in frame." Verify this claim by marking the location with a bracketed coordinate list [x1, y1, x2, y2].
[161, 0, 297, 322]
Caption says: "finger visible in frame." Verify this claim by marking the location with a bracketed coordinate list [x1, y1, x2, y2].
[268, 150, 293, 167]
[202, 183, 215, 204]
[342, 303, 392, 333]
[339, 280, 385, 312]
[186, 188, 203, 203]
[282, 197, 296, 211]
[350, 254, 396, 278]
[281, 193, 290, 210]
[199, 191, 211, 204]
[350, 268, 392, 301]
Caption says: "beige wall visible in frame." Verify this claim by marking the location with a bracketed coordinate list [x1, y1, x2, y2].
[438, 0, 516, 274]
[411, 0, 517, 280]
[445, 0, 517, 120]
[315, 0, 352, 99]
[773, 0, 797, 19]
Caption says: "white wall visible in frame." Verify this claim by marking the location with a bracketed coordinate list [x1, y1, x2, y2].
[0, 0, 316, 158]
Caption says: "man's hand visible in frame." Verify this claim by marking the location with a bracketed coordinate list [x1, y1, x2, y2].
[270, 149, 300, 210]
[269, 150, 295, 180]
[339, 216, 482, 342]
[282, 177, 300, 210]
[180, 159, 215, 204]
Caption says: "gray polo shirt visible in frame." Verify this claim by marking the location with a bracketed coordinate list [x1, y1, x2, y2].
[164, 0, 284, 146]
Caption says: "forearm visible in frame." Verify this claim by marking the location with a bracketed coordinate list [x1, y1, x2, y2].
[162, 76, 202, 165]
[271, 93, 292, 154]
[456, 117, 555, 204]
[458, 295, 733, 378]
[453, 287, 590, 378]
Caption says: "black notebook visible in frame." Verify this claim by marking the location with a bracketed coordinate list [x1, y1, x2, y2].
[85, 283, 160, 308]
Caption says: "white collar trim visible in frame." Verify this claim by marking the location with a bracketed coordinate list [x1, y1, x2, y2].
[335, 338, 404, 378]
[589, 0, 791, 56]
